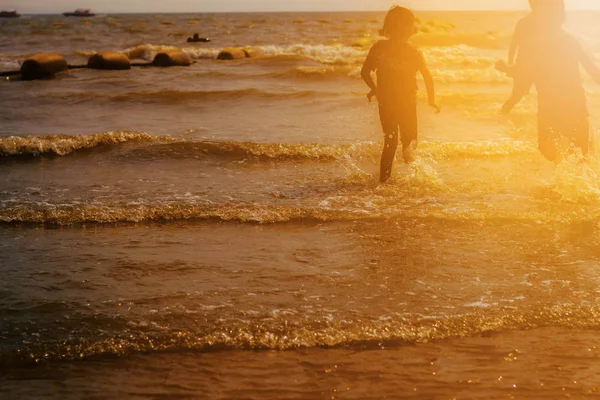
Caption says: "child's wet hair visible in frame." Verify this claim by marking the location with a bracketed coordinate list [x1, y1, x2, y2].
[379, 5, 415, 38]
[528, 0, 542, 10]
[528, 0, 566, 24]
[529, 0, 565, 11]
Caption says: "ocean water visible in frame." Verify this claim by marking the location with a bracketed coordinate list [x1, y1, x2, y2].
[2, 10, 600, 399]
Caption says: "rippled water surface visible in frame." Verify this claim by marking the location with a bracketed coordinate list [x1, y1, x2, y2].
[2, 10, 600, 399]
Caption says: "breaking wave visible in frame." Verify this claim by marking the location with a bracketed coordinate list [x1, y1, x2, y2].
[0, 134, 537, 160]
[0, 131, 173, 157]
[3, 303, 600, 367]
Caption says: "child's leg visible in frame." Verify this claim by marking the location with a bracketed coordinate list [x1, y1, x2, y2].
[538, 134, 560, 162]
[570, 116, 590, 155]
[399, 100, 418, 163]
[539, 113, 590, 162]
[402, 141, 417, 163]
[502, 94, 523, 114]
[538, 116, 559, 162]
[502, 78, 532, 114]
[378, 107, 401, 183]
[380, 129, 399, 183]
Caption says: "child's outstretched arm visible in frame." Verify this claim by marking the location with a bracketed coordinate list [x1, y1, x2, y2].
[508, 19, 525, 65]
[579, 47, 600, 84]
[419, 54, 440, 113]
[361, 44, 379, 102]
[508, 30, 520, 65]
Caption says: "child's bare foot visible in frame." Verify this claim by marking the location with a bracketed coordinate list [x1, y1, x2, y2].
[402, 141, 417, 163]
[501, 99, 516, 114]
[379, 172, 391, 183]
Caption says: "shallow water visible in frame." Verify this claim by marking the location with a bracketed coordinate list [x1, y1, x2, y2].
[2, 10, 600, 399]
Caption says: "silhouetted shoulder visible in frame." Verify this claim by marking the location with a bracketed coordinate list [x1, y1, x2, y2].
[364, 40, 425, 73]
[562, 32, 583, 47]
[369, 40, 388, 56]
[555, 31, 585, 56]
[513, 14, 536, 44]
[405, 42, 420, 52]
[515, 15, 534, 31]
[407, 43, 426, 68]
[362, 40, 387, 71]
[382, 40, 421, 57]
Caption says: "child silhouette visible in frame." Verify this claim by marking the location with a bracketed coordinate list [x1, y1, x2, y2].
[520, 1, 600, 161]
[361, 6, 439, 183]
[496, 0, 559, 113]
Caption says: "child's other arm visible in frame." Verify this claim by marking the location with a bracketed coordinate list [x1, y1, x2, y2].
[508, 20, 525, 65]
[418, 53, 440, 113]
[508, 32, 519, 65]
[579, 46, 600, 84]
[361, 44, 378, 102]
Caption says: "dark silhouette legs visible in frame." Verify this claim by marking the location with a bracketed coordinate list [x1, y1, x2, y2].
[380, 130, 399, 183]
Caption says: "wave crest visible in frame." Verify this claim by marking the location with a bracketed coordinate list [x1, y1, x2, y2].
[0, 135, 537, 161]
[3, 304, 600, 367]
[122, 43, 219, 61]
[0, 131, 173, 157]
[42, 88, 335, 104]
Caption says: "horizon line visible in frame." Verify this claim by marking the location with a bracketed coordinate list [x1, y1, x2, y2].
[11, 8, 600, 14]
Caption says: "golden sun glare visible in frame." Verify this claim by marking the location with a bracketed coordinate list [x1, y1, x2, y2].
[567, 0, 600, 9]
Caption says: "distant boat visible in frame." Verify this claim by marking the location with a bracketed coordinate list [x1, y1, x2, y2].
[0, 10, 20, 18]
[63, 9, 95, 17]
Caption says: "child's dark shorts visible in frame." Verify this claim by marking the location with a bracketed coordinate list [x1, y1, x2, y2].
[378, 96, 418, 150]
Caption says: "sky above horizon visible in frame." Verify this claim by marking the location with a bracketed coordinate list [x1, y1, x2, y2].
[4, 0, 600, 14]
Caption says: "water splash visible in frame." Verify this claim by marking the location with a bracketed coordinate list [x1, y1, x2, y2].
[554, 135, 600, 204]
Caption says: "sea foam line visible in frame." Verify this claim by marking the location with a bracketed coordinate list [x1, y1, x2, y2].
[0, 131, 175, 157]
